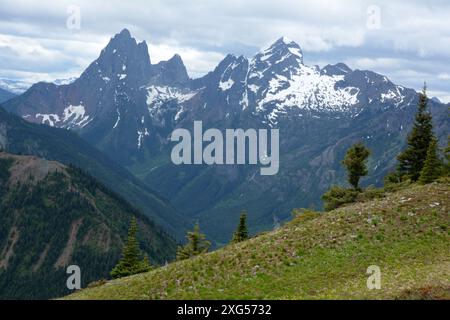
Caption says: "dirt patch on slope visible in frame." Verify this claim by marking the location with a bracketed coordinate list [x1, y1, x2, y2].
[0, 226, 19, 270]
[0, 152, 66, 186]
[32, 244, 51, 272]
[82, 224, 112, 252]
[54, 218, 83, 269]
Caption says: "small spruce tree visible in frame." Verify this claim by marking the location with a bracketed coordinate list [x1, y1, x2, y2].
[111, 217, 152, 279]
[444, 135, 450, 176]
[419, 138, 442, 184]
[176, 223, 211, 261]
[342, 142, 370, 190]
[231, 211, 249, 244]
[397, 85, 434, 181]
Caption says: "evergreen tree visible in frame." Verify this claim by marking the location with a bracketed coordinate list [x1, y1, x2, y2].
[444, 135, 450, 176]
[397, 85, 434, 181]
[342, 142, 370, 190]
[111, 217, 152, 279]
[176, 223, 210, 261]
[384, 171, 402, 186]
[419, 138, 442, 184]
[231, 211, 249, 244]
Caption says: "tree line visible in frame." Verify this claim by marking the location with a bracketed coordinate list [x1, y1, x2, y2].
[322, 84, 449, 210]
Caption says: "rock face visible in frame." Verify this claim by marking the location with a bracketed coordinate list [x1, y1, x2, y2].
[3, 29, 449, 245]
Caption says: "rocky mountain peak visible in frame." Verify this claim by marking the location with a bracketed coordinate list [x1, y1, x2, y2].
[150, 53, 190, 86]
[79, 29, 152, 87]
[321, 63, 352, 76]
[116, 27, 131, 38]
[254, 37, 304, 65]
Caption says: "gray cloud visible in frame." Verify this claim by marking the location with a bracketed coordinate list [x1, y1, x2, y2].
[0, 0, 449, 101]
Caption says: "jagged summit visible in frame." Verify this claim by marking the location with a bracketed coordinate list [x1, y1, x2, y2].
[150, 53, 190, 86]
[79, 29, 152, 88]
[117, 28, 132, 38]
[321, 63, 353, 76]
[272, 36, 301, 49]
[89, 29, 192, 87]
[255, 37, 304, 64]
[105, 28, 147, 55]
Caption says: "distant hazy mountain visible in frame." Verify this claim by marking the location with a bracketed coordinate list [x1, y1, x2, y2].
[0, 88, 15, 103]
[0, 78, 31, 94]
[4, 29, 449, 245]
[52, 77, 77, 86]
[431, 96, 442, 104]
[0, 77, 77, 95]
[0, 151, 177, 299]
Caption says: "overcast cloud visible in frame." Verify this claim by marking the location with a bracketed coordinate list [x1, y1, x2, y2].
[0, 0, 449, 101]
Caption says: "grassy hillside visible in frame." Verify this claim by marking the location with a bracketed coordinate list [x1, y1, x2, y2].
[66, 180, 449, 300]
[0, 152, 177, 299]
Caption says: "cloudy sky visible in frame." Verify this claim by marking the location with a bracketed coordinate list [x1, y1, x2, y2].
[0, 0, 449, 101]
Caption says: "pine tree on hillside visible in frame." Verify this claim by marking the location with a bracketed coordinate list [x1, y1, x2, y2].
[444, 135, 450, 176]
[419, 138, 442, 184]
[342, 142, 370, 190]
[111, 216, 152, 279]
[231, 211, 249, 244]
[397, 85, 434, 181]
[176, 223, 211, 261]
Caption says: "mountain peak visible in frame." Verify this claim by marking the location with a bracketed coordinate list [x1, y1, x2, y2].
[108, 28, 136, 47]
[321, 63, 352, 76]
[168, 53, 183, 64]
[79, 28, 151, 87]
[269, 36, 301, 48]
[276, 36, 295, 45]
[256, 37, 304, 65]
[150, 54, 189, 86]
[118, 28, 131, 37]
[108, 28, 139, 49]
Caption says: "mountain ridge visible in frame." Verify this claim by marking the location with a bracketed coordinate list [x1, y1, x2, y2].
[0, 105, 189, 239]
[0, 88, 15, 104]
[0, 151, 177, 299]
[3, 29, 449, 244]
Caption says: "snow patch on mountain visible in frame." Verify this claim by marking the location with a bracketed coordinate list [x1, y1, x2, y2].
[63, 105, 86, 122]
[248, 84, 259, 93]
[146, 85, 197, 122]
[146, 86, 196, 106]
[288, 46, 303, 59]
[137, 128, 150, 148]
[255, 64, 360, 125]
[35, 113, 60, 127]
[219, 79, 234, 91]
[35, 105, 91, 128]
[380, 86, 406, 107]
[174, 106, 185, 121]
[53, 77, 77, 86]
[113, 108, 121, 129]
[62, 105, 91, 128]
